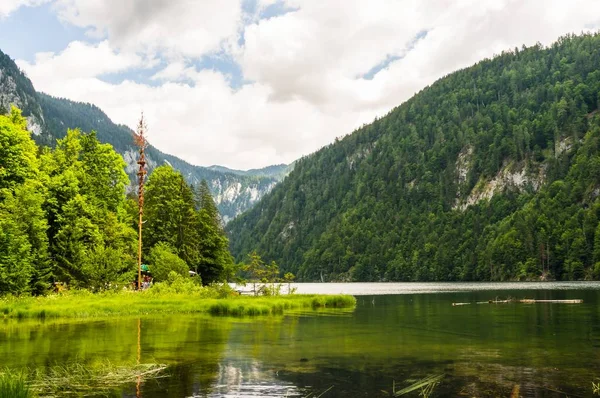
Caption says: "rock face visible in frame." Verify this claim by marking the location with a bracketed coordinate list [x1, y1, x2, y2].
[0, 49, 289, 222]
[453, 145, 547, 211]
[0, 57, 46, 138]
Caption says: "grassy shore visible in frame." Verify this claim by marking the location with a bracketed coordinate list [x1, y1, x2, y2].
[0, 289, 356, 320]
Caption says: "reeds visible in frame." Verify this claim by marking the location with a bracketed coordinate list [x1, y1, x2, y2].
[29, 361, 167, 396]
[393, 374, 444, 397]
[0, 371, 34, 398]
[1, 361, 167, 397]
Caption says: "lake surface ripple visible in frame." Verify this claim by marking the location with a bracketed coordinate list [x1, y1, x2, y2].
[2, 282, 600, 397]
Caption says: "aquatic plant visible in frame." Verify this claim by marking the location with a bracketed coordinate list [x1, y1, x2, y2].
[0, 371, 34, 398]
[27, 360, 167, 396]
[304, 385, 334, 398]
[0, 361, 167, 397]
[393, 374, 444, 397]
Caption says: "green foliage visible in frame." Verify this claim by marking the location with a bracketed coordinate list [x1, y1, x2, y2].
[147, 243, 190, 282]
[80, 245, 136, 291]
[0, 103, 237, 295]
[0, 110, 49, 295]
[0, 107, 39, 191]
[148, 271, 204, 295]
[42, 129, 135, 286]
[0, 215, 33, 294]
[228, 33, 600, 282]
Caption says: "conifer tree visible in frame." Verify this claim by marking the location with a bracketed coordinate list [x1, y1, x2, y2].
[144, 165, 199, 267]
[195, 180, 233, 284]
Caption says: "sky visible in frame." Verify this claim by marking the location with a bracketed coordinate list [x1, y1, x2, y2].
[1, 1, 600, 169]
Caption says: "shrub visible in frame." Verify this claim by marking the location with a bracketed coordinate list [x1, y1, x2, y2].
[147, 243, 189, 282]
[148, 271, 203, 295]
[80, 246, 135, 291]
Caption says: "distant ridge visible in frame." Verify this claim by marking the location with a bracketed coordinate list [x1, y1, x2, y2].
[0, 48, 290, 222]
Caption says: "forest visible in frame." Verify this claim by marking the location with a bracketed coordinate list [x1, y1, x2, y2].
[0, 107, 232, 295]
[227, 33, 600, 282]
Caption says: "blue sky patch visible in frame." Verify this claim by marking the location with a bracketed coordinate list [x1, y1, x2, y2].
[0, 3, 88, 62]
[361, 30, 429, 80]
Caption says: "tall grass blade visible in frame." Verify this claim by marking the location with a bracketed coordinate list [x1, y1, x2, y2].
[393, 374, 444, 397]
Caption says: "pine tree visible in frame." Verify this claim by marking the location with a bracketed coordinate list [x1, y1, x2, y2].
[144, 165, 199, 267]
[195, 180, 233, 284]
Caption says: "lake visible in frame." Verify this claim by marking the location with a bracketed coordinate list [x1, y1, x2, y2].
[2, 282, 600, 397]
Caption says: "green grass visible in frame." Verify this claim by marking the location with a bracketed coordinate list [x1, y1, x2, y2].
[0, 290, 356, 320]
[0, 371, 34, 398]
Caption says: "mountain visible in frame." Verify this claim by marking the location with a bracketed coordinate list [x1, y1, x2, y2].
[0, 50, 287, 223]
[38, 94, 288, 222]
[227, 33, 600, 282]
[207, 164, 292, 179]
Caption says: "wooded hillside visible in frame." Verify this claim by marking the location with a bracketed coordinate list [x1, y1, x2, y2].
[228, 33, 600, 282]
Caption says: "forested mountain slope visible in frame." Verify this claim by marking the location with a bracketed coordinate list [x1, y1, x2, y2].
[0, 49, 286, 222]
[227, 33, 600, 282]
[207, 163, 292, 180]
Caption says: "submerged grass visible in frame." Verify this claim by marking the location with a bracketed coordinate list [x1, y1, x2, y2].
[30, 360, 167, 396]
[0, 290, 356, 320]
[1, 360, 168, 397]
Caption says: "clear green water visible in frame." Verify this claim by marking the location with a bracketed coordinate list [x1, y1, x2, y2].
[2, 283, 600, 397]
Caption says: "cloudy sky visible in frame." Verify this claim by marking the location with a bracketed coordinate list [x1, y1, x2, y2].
[1, 1, 599, 169]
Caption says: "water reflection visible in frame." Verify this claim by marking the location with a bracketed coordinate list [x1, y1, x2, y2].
[2, 284, 600, 397]
[205, 361, 304, 397]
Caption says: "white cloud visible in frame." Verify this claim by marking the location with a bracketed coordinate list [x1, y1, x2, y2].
[52, 0, 243, 59]
[14, 0, 600, 169]
[19, 40, 146, 79]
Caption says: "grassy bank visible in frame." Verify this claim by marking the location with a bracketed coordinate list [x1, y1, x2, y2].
[0, 290, 356, 320]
